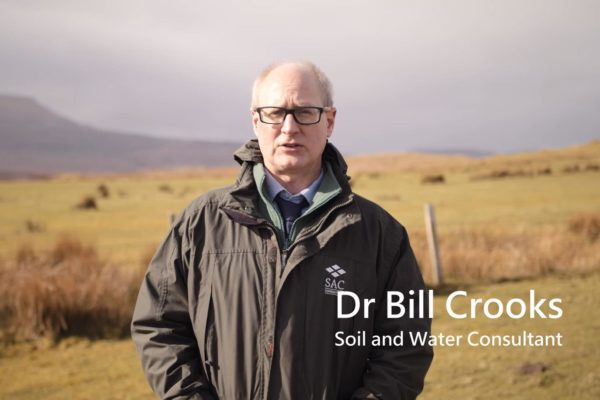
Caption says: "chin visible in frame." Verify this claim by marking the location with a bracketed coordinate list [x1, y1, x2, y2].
[275, 155, 305, 169]
[273, 163, 310, 177]
[275, 164, 305, 175]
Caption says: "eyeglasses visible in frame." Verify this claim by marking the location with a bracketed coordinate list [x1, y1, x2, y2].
[254, 106, 328, 125]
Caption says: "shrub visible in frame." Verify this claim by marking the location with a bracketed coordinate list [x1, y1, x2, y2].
[562, 165, 580, 173]
[585, 163, 600, 172]
[75, 196, 97, 210]
[471, 169, 534, 180]
[537, 167, 552, 175]
[158, 184, 173, 193]
[24, 219, 45, 233]
[421, 174, 445, 184]
[97, 183, 110, 198]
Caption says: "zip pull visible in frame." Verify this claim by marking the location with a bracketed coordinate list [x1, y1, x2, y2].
[281, 250, 288, 268]
[266, 336, 274, 358]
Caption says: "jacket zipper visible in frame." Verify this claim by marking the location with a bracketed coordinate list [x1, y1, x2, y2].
[277, 195, 354, 277]
[266, 335, 274, 358]
[224, 197, 354, 400]
[283, 195, 355, 263]
[281, 249, 288, 268]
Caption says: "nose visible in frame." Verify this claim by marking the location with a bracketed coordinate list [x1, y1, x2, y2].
[280, 112, 300, 135]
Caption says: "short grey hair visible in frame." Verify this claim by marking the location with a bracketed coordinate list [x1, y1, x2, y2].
[251, 61, 334, 109]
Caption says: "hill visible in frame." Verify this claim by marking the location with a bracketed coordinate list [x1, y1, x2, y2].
[347, 140, 600, 174]
[0, 95, 240, 176]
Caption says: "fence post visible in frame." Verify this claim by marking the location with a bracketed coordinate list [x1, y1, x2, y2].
[424, 203, 444, 286]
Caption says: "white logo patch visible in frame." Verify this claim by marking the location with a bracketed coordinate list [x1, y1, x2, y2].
[324, 264, 347, 295]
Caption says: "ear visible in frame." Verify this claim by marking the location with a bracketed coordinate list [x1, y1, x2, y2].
[251, 110, 260, 137]
[326, 107, 337, 138]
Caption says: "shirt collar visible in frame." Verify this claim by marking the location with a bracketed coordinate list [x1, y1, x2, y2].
[263, 166, 324, 205]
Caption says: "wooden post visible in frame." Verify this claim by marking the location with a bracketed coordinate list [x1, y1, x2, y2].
[424, 203, 444, 286]
[169, 212, 176, 225]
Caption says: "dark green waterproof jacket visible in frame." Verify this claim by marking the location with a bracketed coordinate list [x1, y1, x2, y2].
[131, 140, 433, 400]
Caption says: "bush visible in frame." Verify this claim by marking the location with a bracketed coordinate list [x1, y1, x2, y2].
[537, 167, 552, 175]
[562, 164, 580, 174]
[97, 184, 110, 198]
[24, 219, 45, 233]
[585, 163, 599, 172]
[158, 184, 173, 193]
[75, 196, 97, 210]
[471, 169, 533, 180]
[421, 174, 445, 184]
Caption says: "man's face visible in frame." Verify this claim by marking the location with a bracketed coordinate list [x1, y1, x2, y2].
[252, 65, 336, 180]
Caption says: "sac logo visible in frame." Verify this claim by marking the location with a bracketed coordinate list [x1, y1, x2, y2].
[324, 264, 347, 295]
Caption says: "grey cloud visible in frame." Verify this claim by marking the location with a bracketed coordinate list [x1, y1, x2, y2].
[1, 0, 598, 154]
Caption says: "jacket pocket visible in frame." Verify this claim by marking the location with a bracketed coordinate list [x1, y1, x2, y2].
[204, 305, 222, 396]
[204, 250, 265, 399]
[193, 253, 217, 394]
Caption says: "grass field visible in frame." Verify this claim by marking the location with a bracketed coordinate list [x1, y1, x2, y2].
[0, 175, 233, 266]
[0, 141, 599, 399]
[1, 143, 598, 267]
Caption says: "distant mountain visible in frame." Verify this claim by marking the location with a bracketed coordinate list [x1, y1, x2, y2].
[0, 95, 241, 176]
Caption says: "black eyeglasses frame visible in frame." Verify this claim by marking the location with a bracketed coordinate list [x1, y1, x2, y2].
[254, 106, 329, 126]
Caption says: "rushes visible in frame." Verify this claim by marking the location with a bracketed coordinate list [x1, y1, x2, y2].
[0, 237, 145, 342]
[411, 218, 600, 283]
[567, 213, 600, 242]
[1, 216, 599, 342]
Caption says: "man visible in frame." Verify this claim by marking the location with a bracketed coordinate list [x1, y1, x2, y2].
[131, 61, 433, 399]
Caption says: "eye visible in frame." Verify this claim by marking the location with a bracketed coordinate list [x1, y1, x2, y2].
[263, 108, 284, 119]
[298, 108, 316, 117]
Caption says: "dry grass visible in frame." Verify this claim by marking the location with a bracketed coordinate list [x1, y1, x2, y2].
[6, 223, 597, 343]
[411, 218, 600, 283]
[347, 140, 600, 175]
[54, 166, 239, 181]
[470, 140, 600, 172]
[1, 222, 598, 343]
[0, 237, 145, 342]
[348, 153, 476, 174]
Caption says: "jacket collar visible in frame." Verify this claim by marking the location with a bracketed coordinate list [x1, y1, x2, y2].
[224, 139, 352, 217]
[233, 139, 264, 165]
[233, 139, 350, 179]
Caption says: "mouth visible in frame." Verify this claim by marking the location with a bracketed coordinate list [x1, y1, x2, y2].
[279, 143, 303, 149]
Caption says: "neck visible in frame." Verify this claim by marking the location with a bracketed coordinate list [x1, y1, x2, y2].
[265, 164, 321, 194]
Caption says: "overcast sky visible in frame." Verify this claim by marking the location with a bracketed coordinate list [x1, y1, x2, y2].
[1, 0, 598, 155]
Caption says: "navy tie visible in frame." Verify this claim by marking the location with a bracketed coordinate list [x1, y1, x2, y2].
[275, 194, 308, 237]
